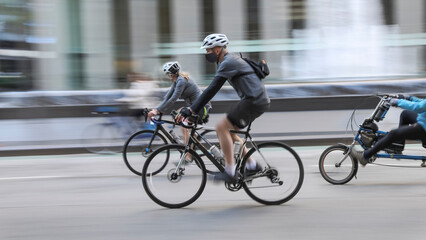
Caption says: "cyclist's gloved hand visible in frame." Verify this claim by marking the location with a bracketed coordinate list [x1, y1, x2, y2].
[397, 94, 411, 100]
[179, 107, 192, 118]
[176, 107, 193, 123]
[389, 98, 399, 107]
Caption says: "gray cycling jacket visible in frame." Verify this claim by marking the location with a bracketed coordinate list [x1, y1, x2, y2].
[157, 76, 202, 113]
[191, 52, 270, 113]
[216, 53, 270, 105]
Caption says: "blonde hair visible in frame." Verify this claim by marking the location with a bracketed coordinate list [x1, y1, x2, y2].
[179, 72, 190, 81]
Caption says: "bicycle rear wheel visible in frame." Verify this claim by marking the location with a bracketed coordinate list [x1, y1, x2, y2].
[142, 144, 207, 208]
[82, 123, 124, 154]
[241, 142, 304, 205]
[123, 130, 168, 176]
[319, 145, 358, 185]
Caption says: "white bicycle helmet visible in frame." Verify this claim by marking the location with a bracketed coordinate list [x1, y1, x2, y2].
[200, 33, 229, 49]
[162, 61, 181, 75]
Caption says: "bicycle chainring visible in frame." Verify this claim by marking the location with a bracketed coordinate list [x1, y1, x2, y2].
[225, 181, 242, 192]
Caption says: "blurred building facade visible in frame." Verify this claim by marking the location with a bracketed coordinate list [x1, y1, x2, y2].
[0, 0, 425, 91]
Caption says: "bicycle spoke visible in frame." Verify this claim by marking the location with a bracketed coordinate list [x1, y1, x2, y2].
[123, 130, 168, 176]
[142, 145, 207, 208]
[241, 142, 304, 205]
[319, 145, 358, 185]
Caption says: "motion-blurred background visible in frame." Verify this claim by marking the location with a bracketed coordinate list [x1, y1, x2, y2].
[1, 0, 425, 90]
[0, 0, 425, 155]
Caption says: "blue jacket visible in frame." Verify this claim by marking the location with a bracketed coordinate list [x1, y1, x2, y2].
[398, 96, 426, 131]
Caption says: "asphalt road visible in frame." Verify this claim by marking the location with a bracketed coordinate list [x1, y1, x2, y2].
[1, 144, 426, 240]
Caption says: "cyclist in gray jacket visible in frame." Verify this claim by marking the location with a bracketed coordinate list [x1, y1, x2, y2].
[149, 61, 210, 145]
[149, 61, 210, 121]
[176, 33, 270, 183]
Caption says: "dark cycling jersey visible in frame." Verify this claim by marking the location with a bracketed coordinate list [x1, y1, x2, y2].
[191, 53, 270, 112]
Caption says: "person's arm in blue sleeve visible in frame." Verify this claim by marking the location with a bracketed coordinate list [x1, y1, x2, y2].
[191, 76, 227, 113]
[398, 98, 426, 113]
[410, 96, 422, 102]
[157, 79, 186, 113]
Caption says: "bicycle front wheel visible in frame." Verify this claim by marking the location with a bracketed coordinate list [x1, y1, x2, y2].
[241, 142, 304, 205]
[142, 144, 207, 208]
[123, 130, 168, 176]
[319, 145, 358, 185]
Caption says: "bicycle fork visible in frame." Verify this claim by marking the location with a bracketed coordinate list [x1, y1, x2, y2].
[335, 141, 356, 167]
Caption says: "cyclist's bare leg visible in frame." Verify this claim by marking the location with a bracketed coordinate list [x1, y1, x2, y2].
[180, 126, 192, 161]
[216, 117, 236, 175]
[181, 126, 189, 143]
[231, 135, 255, 167]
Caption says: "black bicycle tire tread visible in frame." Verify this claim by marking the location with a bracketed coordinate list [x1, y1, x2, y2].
[318, 144, 358, 185]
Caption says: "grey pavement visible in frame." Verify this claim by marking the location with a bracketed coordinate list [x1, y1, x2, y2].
[1, 144, 426, 240]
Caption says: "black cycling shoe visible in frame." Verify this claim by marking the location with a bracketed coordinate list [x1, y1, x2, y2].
[244, 163, 263, 178]
[213, 172, 237, 184]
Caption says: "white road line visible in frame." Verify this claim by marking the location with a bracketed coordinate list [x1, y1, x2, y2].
[0, 176, 64, 181]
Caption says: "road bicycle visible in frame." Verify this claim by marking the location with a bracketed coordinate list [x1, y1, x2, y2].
[81, 106, 150, 154]
[319, 94, 426, 185]
[123, 109, 214, 176]
[141, 115, 304, 208]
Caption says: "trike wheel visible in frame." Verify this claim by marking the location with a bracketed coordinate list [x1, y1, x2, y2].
[319, 145, 358, 185]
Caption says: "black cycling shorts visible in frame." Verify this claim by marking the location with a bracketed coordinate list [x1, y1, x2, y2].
[227, 99, 269, 129]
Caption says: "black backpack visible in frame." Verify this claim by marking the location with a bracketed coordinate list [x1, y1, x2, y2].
[240, 53, 270, 79]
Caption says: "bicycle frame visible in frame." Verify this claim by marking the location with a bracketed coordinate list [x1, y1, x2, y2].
[174, 121, 269, 178]
[352, 129, 426, 161]
[146, 115, 181, 147]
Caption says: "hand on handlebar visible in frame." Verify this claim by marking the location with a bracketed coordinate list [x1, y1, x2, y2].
[148, 109, 159, 120]
[396, 94, 412, 100]
[389, 98, 399, 107]
[175, 107, 193, 124]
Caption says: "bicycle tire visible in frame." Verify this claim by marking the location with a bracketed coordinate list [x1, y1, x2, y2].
[142, 144, 207, 208]
[123, 129, 169, 176]
[319, 145, 358, 185]
[82, 123, 125, 154]
[241, 142, 304, 205]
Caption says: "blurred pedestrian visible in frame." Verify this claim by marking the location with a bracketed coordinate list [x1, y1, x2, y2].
[116, 72, 159, 115]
